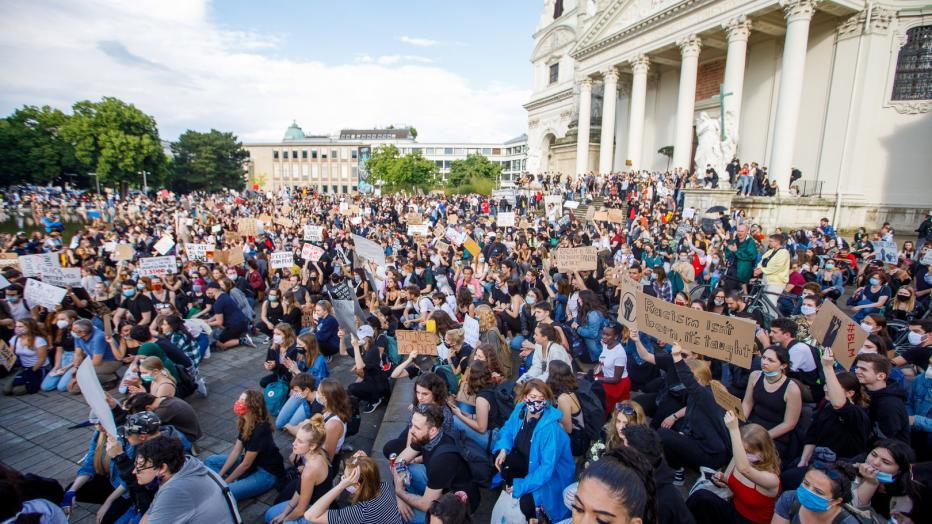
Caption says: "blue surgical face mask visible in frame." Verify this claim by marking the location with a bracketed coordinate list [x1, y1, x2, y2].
[123, 289, 136, 298]
[800, 305, 817, 316]
[875, 471, 895, 484]
[763, 370, 781, 378]
[869, 277, 881, 286]
[796, 484, 831, 512]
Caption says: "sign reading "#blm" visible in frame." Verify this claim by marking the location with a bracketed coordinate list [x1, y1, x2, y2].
[638, 294, 755, 369]
[554, 246, 598, 273]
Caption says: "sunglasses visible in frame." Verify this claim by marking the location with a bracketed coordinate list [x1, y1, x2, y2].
[615, 403, 636, 416]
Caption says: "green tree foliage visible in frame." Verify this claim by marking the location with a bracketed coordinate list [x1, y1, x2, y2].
[366, 144, 437, 192]
[448, 153, 502, 188]
[61, 97, 166, 189]
[0, 105, 82, 184]
[168, 129, 248, 192]
[409, 127, 418, 139]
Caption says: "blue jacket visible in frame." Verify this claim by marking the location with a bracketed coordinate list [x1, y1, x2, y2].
[307, 354, 329, 384]
[314, 315, 340, 355]
[493, 403, 575, 521]
[908, 371, 932, 432]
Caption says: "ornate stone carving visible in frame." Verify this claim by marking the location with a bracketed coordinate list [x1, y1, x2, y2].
[780, 0, 821, 23]
[579, 78, 594, 91]
[890, 101, 932, 115]
[529, 119, 541, 129]
[603, 68, 620, 84]
[677, 35, 702, 57]
[724, 16, 752, 42]
[630, 54, 650, 74]
[836, 6, 896, 40]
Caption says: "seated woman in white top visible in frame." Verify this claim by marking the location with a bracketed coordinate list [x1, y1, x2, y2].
[518, 324, 571, 383]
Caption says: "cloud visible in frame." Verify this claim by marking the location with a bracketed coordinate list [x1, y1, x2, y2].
[398, 35, 439, 47]
[0, 0, 529, 143]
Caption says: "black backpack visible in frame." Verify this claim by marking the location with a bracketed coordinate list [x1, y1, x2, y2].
[551, 321, 587, 361]
[435, 431, 495, 489]
[576, 378, 607, 442]
[488, 380, 517, 429]
[346, 395, 362, 437]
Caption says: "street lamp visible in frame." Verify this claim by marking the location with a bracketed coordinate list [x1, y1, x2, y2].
[88, 172, 100, 194]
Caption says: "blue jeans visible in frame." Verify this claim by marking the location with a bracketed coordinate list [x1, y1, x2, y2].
[264, 501, 309, 524]
[452, 416, 493, 450]
[41, 352, 75, 392]
[405, 464, 429, 524]
[276, 395, 310, 430]
[852, 299, 880, 323]
[204, 453, 277, 501]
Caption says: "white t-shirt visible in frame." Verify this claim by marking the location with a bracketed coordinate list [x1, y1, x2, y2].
[788, 341, 816, 372]
[599, 343, 628, 379]
[11, 336, 49, 368]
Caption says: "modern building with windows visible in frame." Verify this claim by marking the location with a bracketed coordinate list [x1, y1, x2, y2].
[243, 122, 527, 191]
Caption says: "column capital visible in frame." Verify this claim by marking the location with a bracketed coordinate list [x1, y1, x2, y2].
[723, 16, 752, 42]
[578, 78, 593, 90]
[602, 68, 620, 84]
[630, 55, 650, 75]
[677, 35, 702, 58]
[780, 0, 821, 23]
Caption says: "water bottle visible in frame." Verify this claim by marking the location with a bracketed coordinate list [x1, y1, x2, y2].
[395, 459, 411, 488]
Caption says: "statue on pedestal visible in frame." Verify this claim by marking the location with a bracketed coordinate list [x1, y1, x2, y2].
[694, 110, 738, 189]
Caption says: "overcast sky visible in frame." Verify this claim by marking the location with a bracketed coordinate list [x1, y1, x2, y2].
[0, 0, 540, 142]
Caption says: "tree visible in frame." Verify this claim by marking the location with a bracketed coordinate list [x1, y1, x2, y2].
[409, 126, 418, 139]
[448, 153, 502, 188]
[366, 144, 436, 192]
[61, 97, 166, 191]
[0, 105, 82, 185]
[168, 129, 248, 193]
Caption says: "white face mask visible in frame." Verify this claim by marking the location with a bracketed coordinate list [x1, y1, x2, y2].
[860, 322, 873, 334]
[273, 334, 283, 344]
[908, 331, 925, 346]
[800, 305, 817, 316]
[56, 320, 70, 329]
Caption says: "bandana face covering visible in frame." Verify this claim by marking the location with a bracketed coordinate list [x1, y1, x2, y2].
[525, 399, 546, 414]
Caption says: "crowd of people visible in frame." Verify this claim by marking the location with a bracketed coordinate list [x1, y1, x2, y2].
[1, 172, 931, 524]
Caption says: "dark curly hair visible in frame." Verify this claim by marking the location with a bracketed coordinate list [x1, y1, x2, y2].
[414, 372, 449, 407]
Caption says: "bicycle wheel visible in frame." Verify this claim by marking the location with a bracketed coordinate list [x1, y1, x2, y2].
[690, 284, 713, 301]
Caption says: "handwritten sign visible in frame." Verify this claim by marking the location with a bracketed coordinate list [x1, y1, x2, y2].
[564, 200, 580, 209]
[237, 218, 258, 237]
[42, 267, 82, 288]
[0, 340, 15, 371]
[464, 316, 480, 349]
[496, 212, 516, 228]
[0, 253, 19, 270]
[554, 246, 598, 273]
[711, 381, 747, 421]
[463, 237, 481, 258]
[593, 210, 610, 222]
[396, 330, 440, 356]
[18, 253, 61, 277]
[112, 244, 135, 262]
[275, 216, 295, 228]
[138, 256, 178, 277]
[637, 294, 755, 369]
[870, 241, 898, 265]
[809, 300, 865, 370]
[616, 276, 641, 330]
[304, 225, 324, 242]
[270, 251, 294, 269]
[407, 213, 424, 225]
[24, 278, 67, 310]
[153, 236, 175, 255]
[301, 243, 325, 262]
[586, 207, 597, 221]
[607, 208, 626, 224]
[352, 235, 386, 266]
[184, 243, 214, 263]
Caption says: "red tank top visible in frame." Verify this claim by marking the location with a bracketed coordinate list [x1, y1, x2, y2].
[727, 471, 777, 524]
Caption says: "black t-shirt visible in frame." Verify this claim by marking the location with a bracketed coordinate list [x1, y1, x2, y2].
[477, 388, 500, 427]
[804, 401, 871, 460]
[900, 345, 930, 369]
[121, 293, 154, 324]
[154, 396, 202, 442]
[425, 434, 480, 512]
[155, 338, 193, 369]
[240, 421, 285, 478]
[513, 414, 540, 461]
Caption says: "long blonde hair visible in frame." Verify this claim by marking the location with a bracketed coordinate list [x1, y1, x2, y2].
[140, 356, 176, 385]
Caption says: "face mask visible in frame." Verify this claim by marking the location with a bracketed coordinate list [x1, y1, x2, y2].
[800, 305, 817, 316]
[56, 320, 70, 329]
[796, 484, 831, 513]
[14, 326, 26, 336]
[226, 273, 237, 280]
[869, 277, 881, 286]
[233, 400, 248, 416]
[192, 285, 203, 294]
[6, 296, 18, 303]
[478, 257, 485, 263]
[746, 453, 761, 463]
[763, 370, 781, 378]
[860, 322, 873, 334]
[874, 471, 895, 484]
[825, 264, 834, 270]
[525, 296, 536, 305]
[140, 374, 155, 383]
[273, 334, 283, 344]
[268, 295, 279, 302]
[525, 399, 546, 414]
[123, 289, 136, 298]
[714, 298, 725, 306]
[136, 283, 146, 290]
[908, 331, 924, 345]
[345, 484, 358, 494]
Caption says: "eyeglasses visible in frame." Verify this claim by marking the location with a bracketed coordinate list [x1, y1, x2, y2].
[133, 462, 157, 473]
[615, 403, 636, 416]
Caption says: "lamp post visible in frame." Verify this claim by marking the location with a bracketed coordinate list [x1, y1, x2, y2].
[89, 172, 100, 194]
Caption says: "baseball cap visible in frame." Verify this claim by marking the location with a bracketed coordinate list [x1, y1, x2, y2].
[119, 411, 161, 437]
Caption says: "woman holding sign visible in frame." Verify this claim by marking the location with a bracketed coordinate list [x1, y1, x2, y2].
[741, 346, 803, 462]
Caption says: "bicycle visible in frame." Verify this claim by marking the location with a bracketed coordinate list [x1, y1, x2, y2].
[745, 278, 786, 327]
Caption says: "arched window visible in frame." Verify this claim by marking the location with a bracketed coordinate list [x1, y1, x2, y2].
[554, 0, 564, 20]
[892, 25, 932, 101]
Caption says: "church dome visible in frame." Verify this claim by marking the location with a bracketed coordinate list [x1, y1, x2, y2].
[283, 120, 305, 141]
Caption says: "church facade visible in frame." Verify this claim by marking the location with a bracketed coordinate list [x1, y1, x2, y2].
[525, 0, 931, 223]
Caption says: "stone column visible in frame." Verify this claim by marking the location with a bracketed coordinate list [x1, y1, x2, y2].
[626, 55, 650, 171]
[723, 16, 752, 137]
[575, 78, 593, 175]
[672, 35, 702, 171]
[598, 69, 619, 174]
[770, 0, 820, 194]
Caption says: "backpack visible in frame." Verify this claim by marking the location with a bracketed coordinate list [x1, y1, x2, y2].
[552, 321, 586, 360]
[488, 380, 517, 429]
[345, 395, 362, 437]
[385, 335, 400, 365]
[575, 377, 607, 442]
[263, 380, 289, 416]
[433, 363, 459, 395]
[435, 431, 495, 489]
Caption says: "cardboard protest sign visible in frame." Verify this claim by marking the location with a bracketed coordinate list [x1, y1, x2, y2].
[554, 246, 598, 273]
[463, 237, 481, 258]
[138, 256, 178, 277]
[0, 253, 20, 270]
[24, 278, 67, 310]
[351, 235, 386, 266]
[407, 224, 430, 237]
[711, 381, 747, 421]
[184, 243, 214, 263]
[497, 212, 516, 228]
[304, 225, 324, 242]
[0, 340, 15, 371]
[586, 207, 597, 221]
[270, 251, 294, 269]
[593, 210, 610, 222]
[301, 243, 325, 262]
[637, 294, 755, 369]
[564, 200, 580, 209]
[275, 216, 295, 228]
[237, 218, 258, 237]
[112, 244, 135, 262]
[42, 267, 82, 288]
[153, 236, 175, 255]
[396, 330, 440, 356]
[809, 300, 865, 370]
[76, 359, 118, 436]
[870, 241, 898, 265]
[18, 252, 61, 277]
[447, 214, 459, 226]
[213, 248, 244, 267]
[616, 276, 641, 330]
[464, 316, 480, 349]
[406, 212, 424, 225]
[607, 208, 626, 224]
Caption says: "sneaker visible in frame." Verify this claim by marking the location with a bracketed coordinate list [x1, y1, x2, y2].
[363, 398, 382, 414]
[242, 334, 256, 348]
[326, 355, 333, 364]
[673, 467, 685, 486]
[196, 377, 208, 397]
[202, 346, 212, 360]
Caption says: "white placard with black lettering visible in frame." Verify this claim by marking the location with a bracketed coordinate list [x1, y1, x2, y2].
[18, 253, 61, 278]
[138, 256, 179, 277]
[24, 278, 67, 310]
[42, 267, 82, 288]
[270, 251, 294, 269]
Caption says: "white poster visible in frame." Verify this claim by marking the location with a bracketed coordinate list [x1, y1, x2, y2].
[871, 241, 899, 265]
[407, 224, 430, 237]
[138, 256, 178, 277]
[563, 201, 580, 209]
[18, 253, 61, 278]
[184, 243, 214, 263]
[304, 225, 324, 242]
[41, 267, 82, 288]
[682, 207, 696, 220]
[332, 299, 357, 339]
[270, 251, 294, 269]
[464, 315, 480, 349]
[301, 243, 325, 262]
[24, 278, 67, 310]
[497, 212, 516, 228]
[76, 359, 118, 436]
[351, 234, 386, 266]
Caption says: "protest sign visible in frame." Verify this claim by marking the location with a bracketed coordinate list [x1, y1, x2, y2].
[153, 236, 175, 255]
[809, 300, 865, 370]
[408, 224, 430, 237]
[445, 227, 465, 246]
[637, 294, 755, 369]
[492, 188, 516, 206]
[304, 225, 324, 242]
[211, 224, 222, 234]
[352, 235, 386, 266]
[332, 299, 357, 337]
[564, 200, 580, 209]
[554, 246, 598, 273]
[24, 278, 67, 310]
[237, 218, 258, 237]
[76, 359, 118, 436]
[463, 237, 481, 258]
[138, 256, 178, 277]
[593, 210, 610, 222]
[18, 252, 61, 277]
[406, 212, 424, 225]
[683, 207, 696, 219]
[184, 243, 214, 263]
[0, 340, 15, 371]
[586, 207, 597, 221]
[870, 241, 898, 265]
[301, 243, 325, 262]
[711, 381, 747, 421]
[607, 208, 626, 224]
[103, 314, 113, 339]
[396, 330, 440, 356]
[0, 253, 19, 269]
[0, 273, 9, 289]
[270, 251, 294, 269]
[214, 249, 244, 267]
[42, 267, 82, 288]
[112, 244, 135, 262]
[275, 216, 295, 228]
[497, 212, 516, 228]
[464, 316, 480, 349]
[616, 276, 641, 330]
[447, 214, 459, 226]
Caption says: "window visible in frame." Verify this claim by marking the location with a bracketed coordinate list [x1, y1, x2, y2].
[554, 0, 563, 19]
[444, 147, 454, 155]
[302, 165, 308, 179]
[331, 185, 338, 194]
[351, 166, 358, 178]
[341, 165, 348, 178]
[273, 150, 279, 159]
[549, 63, 559, 84]
[302, 150, 308, 159]
[322, 185, 328, 193]
[342, 185, 348, 193]
[435, 160, 443, 168]
[312, 150, 318, 159]
[443, 160, 451, 169]
[312, 165, 319, 178]
[351, 149, 358, 159]
[454, 148, 466, 155]
[468, 148, 479, 155]
[322, 165, 329, 178]
[331, 150, 338, 159]
[492, 148, 501, 155]
[322, 151, 327, 159]
[291, 150, 298, 159]
[482, 148, 492, 155]
[892, 25, 932, 101]
[273, 165, 280, 178]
